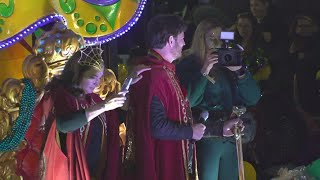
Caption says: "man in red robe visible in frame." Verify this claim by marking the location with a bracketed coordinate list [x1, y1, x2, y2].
[123, 14, 206, 180]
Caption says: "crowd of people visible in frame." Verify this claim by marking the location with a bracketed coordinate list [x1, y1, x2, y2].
[14, 0, 320, 179]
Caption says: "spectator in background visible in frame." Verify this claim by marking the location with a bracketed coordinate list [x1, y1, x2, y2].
[250, 0, 291, 95]
[249, 0, 288, 45]
[232, 12, 271, 92]
[289, 14, 320, 116]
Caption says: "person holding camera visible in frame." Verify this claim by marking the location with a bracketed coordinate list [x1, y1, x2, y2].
[176, 18, 261, 180]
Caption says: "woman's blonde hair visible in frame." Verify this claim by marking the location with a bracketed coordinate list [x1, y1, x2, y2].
[189, 18, 223, 65]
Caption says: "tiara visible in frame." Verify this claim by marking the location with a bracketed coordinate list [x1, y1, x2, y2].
[78, 45, 104, 70]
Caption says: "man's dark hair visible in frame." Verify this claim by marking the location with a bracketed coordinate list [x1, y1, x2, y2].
[146, 14, 187, 49]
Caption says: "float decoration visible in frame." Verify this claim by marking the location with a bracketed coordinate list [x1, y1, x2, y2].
[0, 0, 148, 48]
[0, 14, 65, 49]
[0, 79, 36, 152]
[0, 0, 148, 178]
[0, 27, 86, 179]
[33, 22, 84, 77]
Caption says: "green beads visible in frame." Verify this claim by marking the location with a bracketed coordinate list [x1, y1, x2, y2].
[0, 78, 37, 152]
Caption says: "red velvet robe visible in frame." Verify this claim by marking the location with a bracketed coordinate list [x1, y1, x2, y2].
[17, 86, 120, 180]
[16, 93, 53, 180]
[124, 50, 197, 180]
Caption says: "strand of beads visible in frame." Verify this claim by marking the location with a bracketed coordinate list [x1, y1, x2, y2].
[0, 78, 37, 152]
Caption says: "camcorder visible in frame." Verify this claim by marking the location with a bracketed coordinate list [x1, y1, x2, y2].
[216, 32, 243, 66]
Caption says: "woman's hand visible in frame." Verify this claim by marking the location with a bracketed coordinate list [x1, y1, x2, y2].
[200, 50, 218, 75]
[222, 118, 244, 137]
[128, 65, 151, 84]
[103, 93, 127, 111]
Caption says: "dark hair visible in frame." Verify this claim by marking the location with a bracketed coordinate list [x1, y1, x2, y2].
[46, 47, 104, 96]
[237, 12, 255, 22]
[146, 14, 187, 49]
[288, 14, 319, 38]
[234, 12, 257, 40]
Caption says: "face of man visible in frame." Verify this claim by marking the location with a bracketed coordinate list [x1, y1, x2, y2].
[170, 32, 185, 60]
[250, 0, 268, 20]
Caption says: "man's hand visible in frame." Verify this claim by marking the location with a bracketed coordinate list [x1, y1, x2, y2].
[128, 65, 151, 84]
[222, 118, 245, 137]
[192, 123, 206, 140]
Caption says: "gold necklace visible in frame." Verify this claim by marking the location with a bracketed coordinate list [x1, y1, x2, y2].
[163, 66, 192, 124]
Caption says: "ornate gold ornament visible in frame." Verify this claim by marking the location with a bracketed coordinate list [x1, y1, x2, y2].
[33, 23, 85, 77]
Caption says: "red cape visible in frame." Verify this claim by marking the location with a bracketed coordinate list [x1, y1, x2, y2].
[17, 86, 120, 180]
[124, 51, 197, 180]
[16, 93, 53, 180]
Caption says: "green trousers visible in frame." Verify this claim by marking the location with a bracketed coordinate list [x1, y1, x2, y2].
[196, 137, 238, 180]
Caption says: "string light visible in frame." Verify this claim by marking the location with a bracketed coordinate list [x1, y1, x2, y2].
[83, 0, 119, 6]
[0, 0, 148, 47]
[84, 0, 148, 45]
[0, 14, 65, 49]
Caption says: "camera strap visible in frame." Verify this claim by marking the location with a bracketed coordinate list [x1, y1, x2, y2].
[204, 74, 215, 84]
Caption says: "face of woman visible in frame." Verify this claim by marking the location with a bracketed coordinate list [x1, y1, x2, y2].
[237, 18, 253, 40]
[204, 27, 222, 50]
[79, 69, 104, 94]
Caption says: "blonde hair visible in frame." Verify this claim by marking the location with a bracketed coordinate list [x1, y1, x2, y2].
[94, 69, 121, 100]
[188, 18, 222, 65]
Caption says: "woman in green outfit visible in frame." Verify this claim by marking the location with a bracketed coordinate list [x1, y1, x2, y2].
[176, 18, 261, 180]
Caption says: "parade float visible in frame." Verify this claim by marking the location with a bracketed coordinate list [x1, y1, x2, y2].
[1, 1, 319, 180]
[0, 0, 146, 179]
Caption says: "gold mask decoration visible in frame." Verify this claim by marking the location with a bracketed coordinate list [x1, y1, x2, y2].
[22, 55, 49, 92]
[0, 110, 9, 140]
[0, 79, 23, 110]
[0, 81, 25, 180]
[33, 23, 85, 77]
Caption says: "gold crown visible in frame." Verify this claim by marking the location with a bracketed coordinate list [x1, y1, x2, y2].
[78, 45, 104, 70]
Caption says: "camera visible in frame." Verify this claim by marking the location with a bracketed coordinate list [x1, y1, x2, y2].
[216, 32, 243, 66]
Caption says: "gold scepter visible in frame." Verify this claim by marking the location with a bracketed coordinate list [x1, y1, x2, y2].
[232, 106, 246, 180]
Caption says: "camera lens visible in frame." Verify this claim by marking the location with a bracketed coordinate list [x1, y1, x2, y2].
[224, 53, 233, 62]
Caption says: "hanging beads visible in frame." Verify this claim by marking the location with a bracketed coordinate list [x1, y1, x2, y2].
[0, 78, 37, 152]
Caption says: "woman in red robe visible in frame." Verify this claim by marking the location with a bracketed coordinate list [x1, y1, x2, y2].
[39, 46, 128, 180]
[15, 45, 148, 180]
